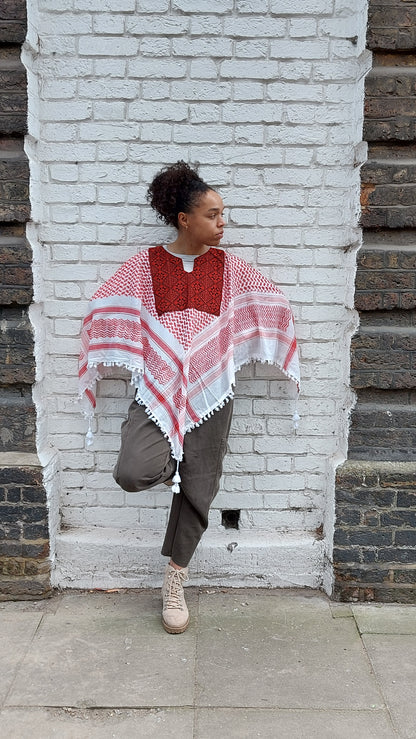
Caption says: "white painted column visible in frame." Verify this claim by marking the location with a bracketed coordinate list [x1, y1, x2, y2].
[24, 0, 370, 590]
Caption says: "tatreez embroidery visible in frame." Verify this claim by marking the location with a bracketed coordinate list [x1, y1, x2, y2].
[149, 245, 224, 316]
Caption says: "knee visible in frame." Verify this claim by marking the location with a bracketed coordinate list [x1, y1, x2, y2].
[113, 466, 150, 492]
[112, 466, 138, 492]
[113, 464, 167, 492]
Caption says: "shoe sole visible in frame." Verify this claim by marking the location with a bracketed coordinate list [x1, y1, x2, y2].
[162, 616, 190, 634]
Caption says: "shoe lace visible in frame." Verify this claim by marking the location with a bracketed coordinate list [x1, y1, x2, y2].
[165, 569, 188, 611]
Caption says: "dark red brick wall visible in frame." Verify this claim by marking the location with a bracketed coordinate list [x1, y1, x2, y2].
[0, 0, 51, 599]
[0, 465, 50, 597]
[335, 463, 416, 602]
[334, 0, 416, 602]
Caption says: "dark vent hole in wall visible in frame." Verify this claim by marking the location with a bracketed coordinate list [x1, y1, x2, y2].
[221, 509, 240, 530]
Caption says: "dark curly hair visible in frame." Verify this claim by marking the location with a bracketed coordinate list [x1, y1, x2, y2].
[147, 161, 213, 228]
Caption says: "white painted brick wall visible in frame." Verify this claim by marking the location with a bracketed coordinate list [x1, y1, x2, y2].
[24, 0, 370, 590]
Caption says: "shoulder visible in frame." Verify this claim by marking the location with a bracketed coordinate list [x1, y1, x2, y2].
[92, 249, 151, 299]
[224, 250, 281, 295]
[118, 248, 151, 272]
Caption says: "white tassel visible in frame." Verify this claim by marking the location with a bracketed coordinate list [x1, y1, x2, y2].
[172, 460, 181, 494]
[292, 410, 300, 432]
[86, 420, 94, 446]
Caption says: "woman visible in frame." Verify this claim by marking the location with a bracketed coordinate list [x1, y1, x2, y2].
[79, 161, 300, 634]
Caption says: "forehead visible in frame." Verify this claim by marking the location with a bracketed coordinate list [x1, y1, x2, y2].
[197, 190, 224, 211]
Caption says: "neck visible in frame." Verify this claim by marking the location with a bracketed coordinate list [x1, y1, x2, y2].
[167, 234, 210, 256]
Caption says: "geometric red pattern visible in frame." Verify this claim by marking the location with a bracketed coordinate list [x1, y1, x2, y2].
[149, 245, 224, 316]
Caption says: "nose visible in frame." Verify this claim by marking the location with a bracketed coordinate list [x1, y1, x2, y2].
[218, 213, 225, 227]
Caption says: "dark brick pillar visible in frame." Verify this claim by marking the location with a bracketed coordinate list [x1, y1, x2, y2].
[334, 0, 416, 602]
[0, 1, 51, 598]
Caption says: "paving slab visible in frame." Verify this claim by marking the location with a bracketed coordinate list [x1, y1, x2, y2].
[6, 590, 198, 708]
[0, 613, 42, 704]
[195, 590, 385, 709]
[195, 707, 396, 738]
[0, 707, 194, 738]
[0, 597, 61, 614]
[363, 634, 416, 739]
[329, 603, 353, 619]
[352, 604, 416, 635]
[51, 589, 171, 625]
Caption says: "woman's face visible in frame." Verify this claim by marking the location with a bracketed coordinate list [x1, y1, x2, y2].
[180, 190, 226, 247]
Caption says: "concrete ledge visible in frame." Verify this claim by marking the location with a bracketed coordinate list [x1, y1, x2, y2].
[53, 526, 326, 591]
[337, 459, 416, 476]
[0, 452, 42, 468]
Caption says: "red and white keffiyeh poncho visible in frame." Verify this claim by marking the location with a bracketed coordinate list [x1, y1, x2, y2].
[79, 246, 300, 462]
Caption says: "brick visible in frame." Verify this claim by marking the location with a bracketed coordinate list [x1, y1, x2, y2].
[381, 511, 416, 528]
[376, 547, 416, 563]
[129, 101, 187, 121]
[290, 18, 317, 37]
[270, 0, 333, 13]
[79, 79, 138, 99]
[0, 524, 21, 541]
[0, 395, 36, 452]
[333, 546, 361, 563]
[0, 309, 35, 384]
[21, 541, 49, 559]
[0, 466, 42, 487]
[379, 470, 416, 490]
[173, 125, 232, 144]
[78, 37, 138, 56]
[235, 40, 268, 58]
[222, 103, 283, 123]
[367, 5, 416, 50]
[93, 14, 125, 35]
[0, 22, 26, 44]
[173, 38, 232, 57]
[267, 81, 324, 102]
[22, 522, 49, 539]
[223, 18, 285, 37]
[398, 491, 416, 508]
[361, 161, 416, 186]
[334, 566, 391, 584]
[172, 0, 233, 10]
[190, 60, 218, 80]
[0, 0, 26, 20]
[6, 487, 21, 503]
[137, 0, 169, 12]
[270, 39, 329, 59]
[126, 16, 188, 35]
[128, 59, 187, 79]
[393, 569, 416, 585]
[333, 529, 393, 547]
[73, 0, 134, 10]
[236, 0, 268, 11]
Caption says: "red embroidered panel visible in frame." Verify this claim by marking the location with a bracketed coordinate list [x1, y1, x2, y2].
[149, 245, 224, 316]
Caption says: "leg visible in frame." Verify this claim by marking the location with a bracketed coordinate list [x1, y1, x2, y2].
[113, 400, 175, 492]
[161, 400, 234, 567]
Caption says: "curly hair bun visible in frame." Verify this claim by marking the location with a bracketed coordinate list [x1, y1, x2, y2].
[147, 160, 212, 228]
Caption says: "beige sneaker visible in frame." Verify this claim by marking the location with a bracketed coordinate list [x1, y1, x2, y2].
[161, 564, 189, 634]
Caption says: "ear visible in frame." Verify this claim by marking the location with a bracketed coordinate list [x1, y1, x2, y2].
[177, 211, 189, 230]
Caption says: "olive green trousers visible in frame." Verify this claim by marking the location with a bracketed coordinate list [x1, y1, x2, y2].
[113, 399, 233, 567]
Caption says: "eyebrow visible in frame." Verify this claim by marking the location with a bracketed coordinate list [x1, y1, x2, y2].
[207, 207, 225, 212]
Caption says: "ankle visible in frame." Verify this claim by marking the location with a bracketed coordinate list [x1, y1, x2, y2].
[169, 559, 184, 571]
